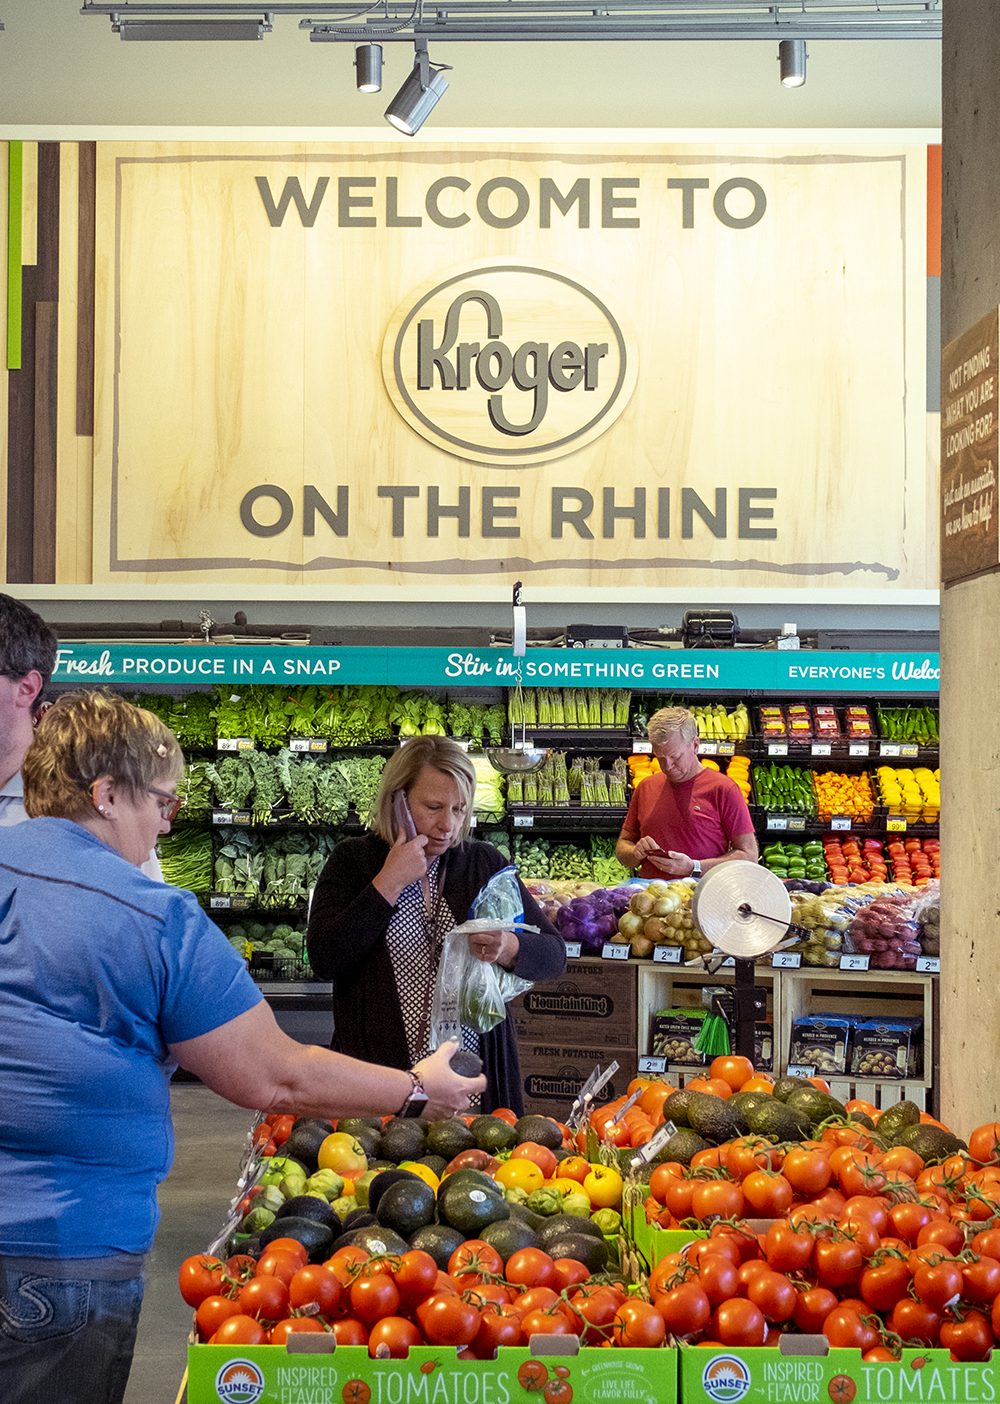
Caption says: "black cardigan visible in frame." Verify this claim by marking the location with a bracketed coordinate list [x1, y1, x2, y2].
[306, 833, 566, 1115]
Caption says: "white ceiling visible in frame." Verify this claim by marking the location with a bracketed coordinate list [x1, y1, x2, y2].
[0, 1, 941, 131]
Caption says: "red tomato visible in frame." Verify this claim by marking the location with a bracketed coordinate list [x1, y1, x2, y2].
[888, 1298, 941, 1346]
[690, 1179, 745, 1222]
[195, 1294, 244, 1341]
[741, 1172, 793, 1218]
[257, 1250, 304, 1287]
[763, 1221, 815, 1275]
[654, 1281, 711, 1339]
[270, 1113, 296, 1146]
[239, 1275, 290, 1322]
[473, 1304, 525, 1357]
[350, 1273, 400, 1325]
[916, 1219, 965, 1255]
[326, 1244, 371, 1287]
[793, 1286, 838, 1335]
[551, 1258, 591, 1291]
[367, 1316, 422, 1358]
[888, 1201, 937, 1244]
[713, 1299, 767, 1348]
[178, 1254, 226, 1308]
[288, 1265, 342, 1316]
[392, 1250, 439, 1304]
[696, 1254, 740, 1308]
[962, 1255, 1000, 1304]
[687, 1237, 741, 1269]
[448, 1240, 504, 1285]
[613, 1299, 666, 1348]
[332, 1318, 369, 1345]
[210, 1314, 267, 1345]
[513, 1286, 561, 1316]
[265, 1238, 309, 1267]
[417, 1292, 481, 1347]
[813, 1238, 863, 1290]
[859, 1258, 911, 1314]
[520, 1308, 577, 1339]
[506, 1248, 557, 1291]
[269, 1317, 326, 1345]
[912, 1261, 963, 1310]
[823, 1306, 877, 1352]
[940, 1311, 994, 1362]
[746, 1270, 797, 1324]
[782, 1148, 832, 1197]
[569, 1286, 622, 1346]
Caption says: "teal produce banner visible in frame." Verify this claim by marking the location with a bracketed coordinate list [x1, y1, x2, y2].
[52, 645, 940, 694]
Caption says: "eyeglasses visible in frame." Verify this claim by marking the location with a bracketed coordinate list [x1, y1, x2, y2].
[148, 786, 183, 823]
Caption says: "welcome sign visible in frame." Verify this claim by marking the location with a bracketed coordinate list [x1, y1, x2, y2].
[88, 140, 935, 594]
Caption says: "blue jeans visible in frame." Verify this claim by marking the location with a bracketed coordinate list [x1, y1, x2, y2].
[0, 1261, 144, 1404]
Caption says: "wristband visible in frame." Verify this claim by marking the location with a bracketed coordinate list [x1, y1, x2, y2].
[397, 1069, 428, 1119]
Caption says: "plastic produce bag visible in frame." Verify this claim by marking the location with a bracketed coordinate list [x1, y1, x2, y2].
[430, 867, 536, 1043]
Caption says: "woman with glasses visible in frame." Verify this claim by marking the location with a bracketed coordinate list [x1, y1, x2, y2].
[0, 690, 484, 1404]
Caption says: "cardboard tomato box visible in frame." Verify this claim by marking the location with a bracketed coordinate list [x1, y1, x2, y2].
[679, 1342, 996, 1404]
[186, 1341, 678, 1404]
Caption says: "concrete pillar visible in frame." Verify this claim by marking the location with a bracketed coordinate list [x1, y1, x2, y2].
[939, 0, 1000, 1130]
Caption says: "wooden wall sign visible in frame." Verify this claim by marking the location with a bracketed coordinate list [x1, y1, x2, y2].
[941, 307, 999, 584]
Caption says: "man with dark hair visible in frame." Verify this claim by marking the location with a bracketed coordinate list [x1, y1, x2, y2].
[0, 595, 162, 877]
[0, 594, 58, 827]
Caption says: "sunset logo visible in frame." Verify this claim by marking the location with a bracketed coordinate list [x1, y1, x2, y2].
[702, 1354, 752, 1403]
[215, 1358, 265, 1404]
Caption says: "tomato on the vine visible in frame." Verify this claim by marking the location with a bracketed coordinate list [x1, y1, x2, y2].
[940, 1310, 993, 1362]
[448, 1240, 504, 1285]
[712, 1299, 766, 1348]
[195, 1294, 244, 1341]
[793, 1286, 838, 1334]
[823, 1306, 877, 1353]
[257, 1250, 303, 1287]
[269, 1317, 326, 1345]
[741, 1172, 793, 1218]
[764, 1221, 815, 1274]
[332, 1318, 369, 1345]
[240, 1274, 291, 1323]
[696, 1254, 740, 1308]
[653, 1281, 711, 1338]
[289, 1265, 342, 1316]
[367, 1316, 422, 1358]
[417, 1292, 480, 1347]
[613, 1299, 666, 1348]
[912, 1261, 963, 1311]
[506, 1248, 557, 1291]
[962, 1255, 1000, 1304]
[888, 1298, 941, 1346]
[350, 1273, 400, 1325]
[745, 1269, 797, 1324]
[859, 1257, 911, 1314]
[178, 1254, 226, 1308]
[551, 1258, 590, 1291]
[813, 1238, 863, 1291]
[473, 1304, 525, 1357]
[210, 1314, 267, 1346]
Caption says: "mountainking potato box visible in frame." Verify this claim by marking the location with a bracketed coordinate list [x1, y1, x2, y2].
[186, 1341, 678, 1404]
[679, 1343, 995, 1404]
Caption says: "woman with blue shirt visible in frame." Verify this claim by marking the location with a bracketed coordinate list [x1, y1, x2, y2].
[0, 690, 483, 1404]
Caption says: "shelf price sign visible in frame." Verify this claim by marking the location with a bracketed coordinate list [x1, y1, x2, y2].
[602, 942, 631, 961]
[217, 737, 254, 752]
[811, 743, 832, 757]
[886, 817, 908, 833]
[700, 741, 718, 755]
[638, 1055, 667, 1075]
[768, 742, 789, 757]
[849, 742, 870, 757]
[771, 951, 802, 969]
[513, 814, 535, 828]
[563, 942, 583, 959]
[916, 955, 941, 973]
[289, 737, 328, 753]
[767, 816, 789, 831]
[632, 740, 652, 754]
[839, 954, 871, 972]
[653, 945, 682, 964]
[880, 742, 902, 758]
[831, 816, 852, 831]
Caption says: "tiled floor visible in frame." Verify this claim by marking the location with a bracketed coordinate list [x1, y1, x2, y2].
[124, 1083, 250, 1404]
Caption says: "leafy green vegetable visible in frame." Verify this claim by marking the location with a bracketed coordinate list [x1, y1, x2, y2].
[158, 827, 213, 893]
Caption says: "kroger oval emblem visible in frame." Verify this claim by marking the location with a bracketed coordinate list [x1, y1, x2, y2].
[215, 1358, 265, 1404]
[382, 264, 635, 466]
[702, 1354, 752, 1404]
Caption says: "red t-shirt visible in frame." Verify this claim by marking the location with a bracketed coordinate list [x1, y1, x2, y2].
[620, 767, 753, 877]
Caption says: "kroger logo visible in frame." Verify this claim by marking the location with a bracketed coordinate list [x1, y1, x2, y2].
[383, 264, 634, 466]
[702, 1354, 752, 1404]
[215, 1358, 265, 1404]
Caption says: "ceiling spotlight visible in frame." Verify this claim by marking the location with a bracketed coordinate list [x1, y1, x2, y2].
[384, 40, 450, 137]
[355, 42, 382, 93]
[110, 14, 272, 40]
[778, 38, 807, 88]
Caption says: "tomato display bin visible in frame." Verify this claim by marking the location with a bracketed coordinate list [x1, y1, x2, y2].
[679, 1342, 995, 1404]
[186, 1341, 679, 1404]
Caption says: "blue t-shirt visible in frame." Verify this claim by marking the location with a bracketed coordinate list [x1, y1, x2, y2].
[0, 818, 263, 1258]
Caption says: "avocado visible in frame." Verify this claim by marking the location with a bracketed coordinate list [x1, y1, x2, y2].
[418, 1155, 449, 1177]
[282, 1121, 334, 1173]
[450, 1049, 484, 1077]
[408, 1223, 465, 1270]
[661, 1128, 711, 1166]
[439, 1168, 504, 1198]
[274, 1195, 342, 1233]
[339, 1225, 410, 1257]
[470, 1116, 519, 1154]
[849, 1111, 876, 1131]
[380, 1119, 428, 1164]
[661, 1089, 700, 1128]
[771, 1075, 816, 1103]
[730, 1091, 771, 1119]
[342, 1209, 376, 1232]
[513, 1114, 564, 1151]
[507, 1201, 547, 1232]
[539, 1231, 609, 1274]
[786, 1086, 849, 1125]
[375, 1178, 437, 1235]
[259, 1215, 335, 1262]
[536, 1213, 605, 1247]
[687, 1095, 748, 1144]
[479, 1217, 540, 1262]
[896, 1125, 967, 1163]
[338, 1117, 384, 1134]
[425, 1119, 476, 1160]
[875, 1099, 922, 1143]
[437, 1175, 511, 1235]
[745, 1099, 813, 1143]
[367, 1169, 421, 1216]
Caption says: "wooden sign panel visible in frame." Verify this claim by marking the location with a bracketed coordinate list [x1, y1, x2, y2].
[941, 307, 999, 584]
[86, 139, 935, 595]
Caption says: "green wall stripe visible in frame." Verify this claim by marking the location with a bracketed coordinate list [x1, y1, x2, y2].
[6, 140, 23, 371]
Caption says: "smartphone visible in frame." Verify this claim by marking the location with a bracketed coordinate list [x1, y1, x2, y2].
[392, 788, 417, 841]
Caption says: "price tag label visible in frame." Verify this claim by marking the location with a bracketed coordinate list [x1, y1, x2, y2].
[886, 817, 908, 833]
[289, 737, 329, 753]
[513, 814, 535, 828]
[602, 943, 631, 961]
[787, 1064, 816, 1078]
[840, 954, 871, 972]
[880, 742, 901, 757]
[718, 742, 736, 756]
[217, 737, 255, 752]
[632, 740, 652, 754]
[631, 1119, 678, 1167]
[768, 742, 789, 756]
[563, 942, 583, 959]
[916, 955, 941, 974]
[831, 816, 852, 831]
[771, 951, 802, 969]
[653, 945, 682, 964]
[231, 895, 252, 911]
[901, 743, 920, 759]
[811, 743, 832, 757]
[209, 894, 232, 910]
[638, 1055, 668, 1075]
[767, 816, 789, 831]
[232, 811, 252, 826]
[849, 742, 870, 757]
[211, 810, 230, 826]
[700, 741, 718, 755]
[787, 816, 807, 832]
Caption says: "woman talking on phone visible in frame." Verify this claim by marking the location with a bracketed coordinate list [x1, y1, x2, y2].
[307, 736, 565, 1114]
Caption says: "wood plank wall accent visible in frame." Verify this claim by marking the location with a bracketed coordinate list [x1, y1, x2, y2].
[6, 141, 60, 582]
[76, 142, 95, 438]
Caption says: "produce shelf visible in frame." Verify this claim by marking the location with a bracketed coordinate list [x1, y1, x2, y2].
[507, 805, 628, 832]
[506, 727, 634, 749]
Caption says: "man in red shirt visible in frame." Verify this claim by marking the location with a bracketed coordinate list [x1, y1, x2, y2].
[616, 706, 758, 880]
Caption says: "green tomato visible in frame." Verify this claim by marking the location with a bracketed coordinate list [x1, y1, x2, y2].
[241, 1206, 276, 1233]
[525, 1188, 564, 1217]
[561, 1191, 592, 1218]
[591, 1208, 622, 1234]
[306, 1170, 345, 1202]
[330, 1195, 358, 1222]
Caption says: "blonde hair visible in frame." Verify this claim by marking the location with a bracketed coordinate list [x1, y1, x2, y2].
[370, 735, 476, 845]
[23, 689, 184, 820]
[647, 706, 698, 746]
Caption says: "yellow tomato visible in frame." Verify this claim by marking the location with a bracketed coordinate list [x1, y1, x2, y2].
[397, 1160, 440, 1192]
[557, 1155, 591, 1185]
[582, 1164, 624, 1209]
[550, 1177, 585, 1198]
[494, 1158, 544, 1195]
[317, 1132, 368, 1177]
